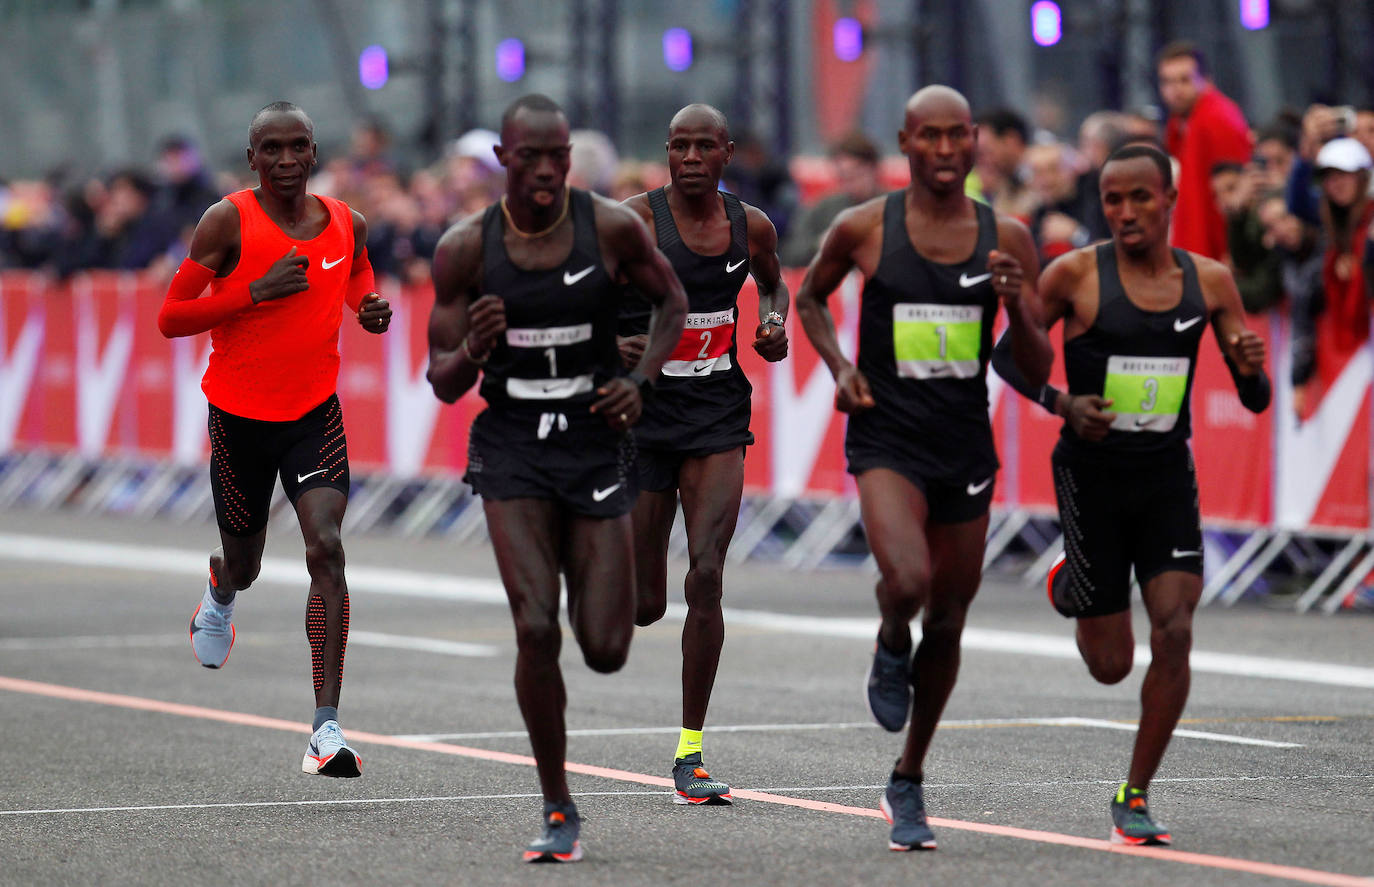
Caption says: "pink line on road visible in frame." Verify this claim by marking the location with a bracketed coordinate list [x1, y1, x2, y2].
[2, 675, 1370, 887]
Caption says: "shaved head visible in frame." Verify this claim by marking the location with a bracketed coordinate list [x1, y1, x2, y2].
[249, 101, 312, 146]
[669, 103, 730, 141]
[903, 85, 971, 127]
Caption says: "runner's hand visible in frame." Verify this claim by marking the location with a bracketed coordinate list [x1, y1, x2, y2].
[617, 334, 647, 369]
[1064, 394, 1114, 441]
[466, 294, 506, 358]
[591, 377, 641, 431]
[987, 249, 1023, 306]
[357, 293, 391, 334]
[753, 323, 789, 362]
[250, 246, 310, 304]
[1229, 330, 1266, 374]
[835, 364, 875, 414]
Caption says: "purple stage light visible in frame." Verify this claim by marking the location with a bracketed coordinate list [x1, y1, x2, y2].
[358, 45, 388, 90]
[1031, 1, 1062, 47]
[833, 17, 863, 62]
[663, 28, 693, 72]
[1240, 0, 1269, 30]
[496, 38, 525, 83]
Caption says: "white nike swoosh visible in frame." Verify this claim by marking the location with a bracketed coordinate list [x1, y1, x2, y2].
[1174, 315, 1203, 332]
[1171, 548, 1202, 558]
[966, 476, 993, 496]
[726, 259, 747, 273]
[591, 483, 621, 502]
[296, 469, 328, 483]
[321, 257, 345, 270]
[563, 266, 595, 286]
[959, 272, 992, 288]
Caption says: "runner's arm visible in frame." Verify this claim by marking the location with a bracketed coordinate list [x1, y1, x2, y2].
[157, 201, 253, 338]
[1202, 257, 1271, 413]
[795, 209, 873, 412]
[348, 210, 391, 333]
[991, 250, 1076, 414]
[426, 218, 500, 404]
[745, 204, 790, 362]
[989, 217, 1052, 387]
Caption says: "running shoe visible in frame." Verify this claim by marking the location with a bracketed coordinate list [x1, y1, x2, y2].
[1109, 783, 1171, 846]
[189, 580, 235, 669]
[1046, 552, 1076, 618]
[880, 770, 937, 851]
[523, 801, 583, 863]
[301, 719, 362, 778]
[866, 633, 911, 732]
[672, 752, 732, 805]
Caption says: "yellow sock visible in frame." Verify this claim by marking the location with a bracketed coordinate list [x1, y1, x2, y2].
[675, 728, 703, 761]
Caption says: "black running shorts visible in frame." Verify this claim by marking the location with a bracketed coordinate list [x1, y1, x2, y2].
[464, 407, 637, 519]
[846, 441, 996, 525]
[1051, 441, 1203, 618]
[636, 443, 746, 493]
[208, 394, 350, 537]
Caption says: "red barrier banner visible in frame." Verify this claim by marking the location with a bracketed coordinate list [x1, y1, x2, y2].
[0, 270, 1363, 534]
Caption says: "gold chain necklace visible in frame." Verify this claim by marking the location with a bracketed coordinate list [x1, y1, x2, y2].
[500, 190, 569, 239]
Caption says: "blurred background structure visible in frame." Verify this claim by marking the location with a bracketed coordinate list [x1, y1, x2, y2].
[0, 0, 1372, 177]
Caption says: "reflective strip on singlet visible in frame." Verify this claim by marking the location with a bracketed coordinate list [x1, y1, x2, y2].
[1103, 355, 1191, 432]
[892, 303, 984, 380]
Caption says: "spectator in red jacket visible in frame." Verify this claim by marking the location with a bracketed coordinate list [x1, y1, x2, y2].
[1158, 41, 1252, 259]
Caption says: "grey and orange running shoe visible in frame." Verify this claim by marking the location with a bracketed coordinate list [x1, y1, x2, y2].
[672, 752, 732, 805]
[1110, 783, 1171, 846]
[880, 770, 937, 851]
[523, 801, 583, 863]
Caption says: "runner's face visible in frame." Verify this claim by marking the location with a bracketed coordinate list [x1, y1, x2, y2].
[1100, 157, 1175, 254]
[497, 110, 571, 211]
[666, 119, 731, 197]
[247, 112, 316, 199]
[900, 110, 975, 196]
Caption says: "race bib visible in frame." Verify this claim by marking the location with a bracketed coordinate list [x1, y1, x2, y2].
[504, 323, 595, 399]
[893, 303, 983, 379]
[662, 309, 735, 377]
[1103, 355, 1190, 432]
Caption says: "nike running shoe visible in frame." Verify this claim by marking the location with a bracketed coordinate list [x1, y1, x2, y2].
[1046, 552, 1076, 618]
[880, 770, 937, 851]
[866, 634, 911, 732]
[1109, 783, 1171, 846]
[301, 720, 362, 778]
[189, 580, 235, 669]
[523, 801, 583, 863]
[672, 752, 732, 805]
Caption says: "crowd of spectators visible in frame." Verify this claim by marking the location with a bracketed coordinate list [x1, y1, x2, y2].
[3, 45, 1372, 422]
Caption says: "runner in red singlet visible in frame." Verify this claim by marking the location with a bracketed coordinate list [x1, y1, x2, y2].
[157, 101, 392, 777]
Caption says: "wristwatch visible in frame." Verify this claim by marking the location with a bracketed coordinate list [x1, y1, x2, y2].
[762, 311, 785, 328]
[627, 369, 654, 398]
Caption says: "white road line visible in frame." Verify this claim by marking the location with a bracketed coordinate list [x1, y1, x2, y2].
[7, 774, 1371, 818]
[396, 717, 1302, 747]
[3, 532, 1373, 689]
[0, 631, 496, 658]
[350, 631, 498, 658]
[1042, 717, 1303, 748]
[0, 791, 664, 817]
